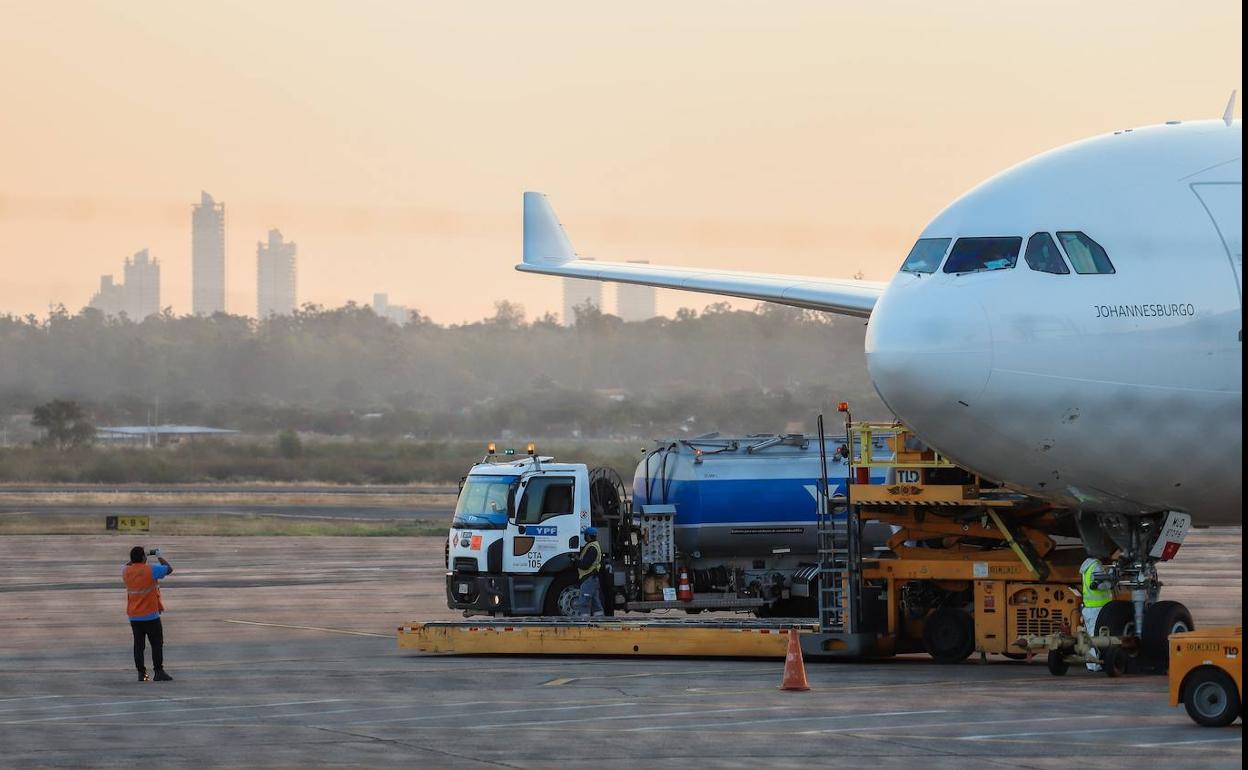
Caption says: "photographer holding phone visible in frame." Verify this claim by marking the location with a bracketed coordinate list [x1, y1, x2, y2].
[123, 546, 174, 682]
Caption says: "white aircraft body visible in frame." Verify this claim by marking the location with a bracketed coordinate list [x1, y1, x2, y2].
[518, 118, 1241, 533]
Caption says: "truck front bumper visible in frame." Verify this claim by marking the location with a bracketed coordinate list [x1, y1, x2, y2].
[447, 571, 559, 616]
[447, 572, 512, 614]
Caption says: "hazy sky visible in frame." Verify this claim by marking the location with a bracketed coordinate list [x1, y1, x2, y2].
[0, 1, 1241, 322]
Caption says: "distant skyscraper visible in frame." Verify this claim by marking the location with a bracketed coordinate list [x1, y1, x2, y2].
[123, 249, 161, 319]
[616, 261, 657, 322]
[191, 191, 226, 315]
[372, 293, 411, 325]
[88, 275, 124, 318]
[256, 229, 297, 318]
[562, 258, 601, 325]
[88, 249, 160, 319]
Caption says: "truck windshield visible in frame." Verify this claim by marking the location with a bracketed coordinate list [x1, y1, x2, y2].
[451, 476, 518, 529]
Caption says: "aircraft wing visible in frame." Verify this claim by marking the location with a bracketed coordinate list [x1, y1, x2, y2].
[516, 192, 885, 319]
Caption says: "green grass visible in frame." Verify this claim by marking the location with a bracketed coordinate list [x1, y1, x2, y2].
[0, 513, 447, 537]
[0, 439, 643, 485]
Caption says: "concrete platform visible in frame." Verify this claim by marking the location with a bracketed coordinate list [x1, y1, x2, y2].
[0, 530, 1240, 769]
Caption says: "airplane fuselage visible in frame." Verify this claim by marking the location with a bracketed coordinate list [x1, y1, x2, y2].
[865, 120, 1242, 523]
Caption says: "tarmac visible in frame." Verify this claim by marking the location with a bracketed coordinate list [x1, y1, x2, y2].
[0, 529, 1240, 769]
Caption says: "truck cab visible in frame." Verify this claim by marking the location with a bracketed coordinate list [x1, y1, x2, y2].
[447, 453, 591, 616]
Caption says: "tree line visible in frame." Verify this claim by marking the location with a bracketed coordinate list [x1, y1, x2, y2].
[0, 300, 886, 440]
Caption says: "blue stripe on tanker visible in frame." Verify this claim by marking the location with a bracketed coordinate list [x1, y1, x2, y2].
[631, 435, 892, 556]
[633, 476, 885, 526]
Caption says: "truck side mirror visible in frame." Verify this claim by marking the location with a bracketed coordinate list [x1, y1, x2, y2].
[507, 485, 518, 522]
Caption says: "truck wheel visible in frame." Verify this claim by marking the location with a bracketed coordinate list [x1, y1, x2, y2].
[923, 608, 975, 664]
[1183, 667, 1242, 727]
[1047, 650, 1069, 676]
[1142, 601, 1194, 666]
[544, 574, 580, 617]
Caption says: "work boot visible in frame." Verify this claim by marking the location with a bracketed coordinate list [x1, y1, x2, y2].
[138, 669, 150, 682]
[153, 669, 173, 682]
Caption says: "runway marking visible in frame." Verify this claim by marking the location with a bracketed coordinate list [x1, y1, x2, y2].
[683, 679, 965, 695]
[162, 699, 505, 725]
[343, 702, 637, 726]
[542, 678, 575, 686]
[881, 732, 1243, 752]
[559, 667, 774, 685]
[0, 695, 63, 704]
[799, 714, 1108, 736]
[2, 698, 342, 725]
[959, 724, 1145, 740]
[222, 619, 392, 638]
[1133, 737, 1244, 748]
[0, 697, 193, 715]
[470, 705, 779, 730]
[628, 709, 946, 733]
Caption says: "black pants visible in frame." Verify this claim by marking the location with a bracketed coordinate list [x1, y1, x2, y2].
[130, 618, 164, 671]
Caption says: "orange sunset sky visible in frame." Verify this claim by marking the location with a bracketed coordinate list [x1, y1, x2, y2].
[0, 1, 1241, 322]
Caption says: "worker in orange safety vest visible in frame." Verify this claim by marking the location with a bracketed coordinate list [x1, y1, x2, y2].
[123, 546, 174, 682]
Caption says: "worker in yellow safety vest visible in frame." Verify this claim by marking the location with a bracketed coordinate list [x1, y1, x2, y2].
[575, 527, 604, 616]
[1080, 556, 1115, 671]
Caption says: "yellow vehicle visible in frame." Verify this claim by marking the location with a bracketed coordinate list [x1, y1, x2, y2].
[1169, 626, 1242, 727]
[819, 420, 1086, 662]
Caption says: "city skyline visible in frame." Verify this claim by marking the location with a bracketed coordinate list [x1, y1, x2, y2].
[0, 2, 1240, 323]
[191, 191, 226, 315]
[561, 259, 602, 326]
[372, 292, 411, 325]
[616, 261, 657, 323]
[256, 228, 297, 318]
[87, 248, 161, 320]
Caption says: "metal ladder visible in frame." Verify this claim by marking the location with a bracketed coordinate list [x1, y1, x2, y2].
[815, 414, 860, 634]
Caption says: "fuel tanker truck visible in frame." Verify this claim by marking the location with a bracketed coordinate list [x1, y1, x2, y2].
[445, 433, 889, 617]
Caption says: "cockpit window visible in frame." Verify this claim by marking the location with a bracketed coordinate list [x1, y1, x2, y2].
[1024, 233, 1070, 274]
[942, 237, 1022, 274]
[1057, 231, 1115, 274]
[899, 238, 951, 274]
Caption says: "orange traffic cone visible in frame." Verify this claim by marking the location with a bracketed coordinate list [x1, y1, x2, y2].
[778, 628, 811, 691]
[676, 569, 694, 602]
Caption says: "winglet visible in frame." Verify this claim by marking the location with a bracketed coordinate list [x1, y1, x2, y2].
[523, 192, 575, 265]
[1223, 90, 1237, 126]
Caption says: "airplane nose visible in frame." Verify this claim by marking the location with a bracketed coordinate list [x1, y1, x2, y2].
[865, 283, 993, 424]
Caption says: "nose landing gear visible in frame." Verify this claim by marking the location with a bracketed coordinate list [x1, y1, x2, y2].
[1054, 509, 1197, 674]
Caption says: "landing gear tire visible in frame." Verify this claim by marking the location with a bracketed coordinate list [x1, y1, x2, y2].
[1093, 600, 1136, 638]
[1103, 646, 1127, 678]
[544, 573, 581, 617]
[1047, 650, 1070, 676]
[1142, 600, 1194, 668]
[1093, 600, 1143, 674]
[923, 608, 975, 664]
[1183, 667, 1242, 727]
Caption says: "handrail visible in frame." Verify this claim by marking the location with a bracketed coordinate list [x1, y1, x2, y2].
[845, 421, 958, 469]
